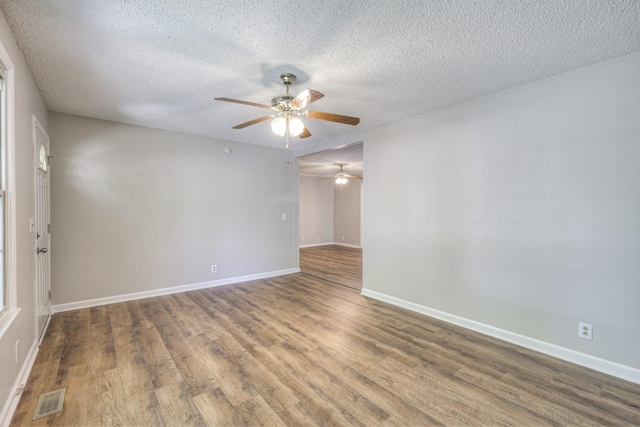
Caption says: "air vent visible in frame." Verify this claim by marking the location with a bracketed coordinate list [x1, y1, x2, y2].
[32, 388, 66, 420]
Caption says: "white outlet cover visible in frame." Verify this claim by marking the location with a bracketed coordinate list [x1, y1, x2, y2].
[578, 322, 593, 340]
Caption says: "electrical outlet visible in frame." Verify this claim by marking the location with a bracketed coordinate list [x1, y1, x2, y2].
[282, 213, 286, 221]
[301, 236, 305, 242]
[211, 265, 217, 273]
[579, 322, 593, 340]
[15, 340, 19, 363]
[317, 237, 321, 242]
[342, 235, 345, 240]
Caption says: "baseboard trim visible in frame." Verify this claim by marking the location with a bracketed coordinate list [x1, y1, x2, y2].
[333, 242, 362, 249]
[52, 268, 300, 313]
[360, 288, 640, 385]
[37, 314, 51, 346]
[0, 339, 39, 427]
[299, 243, 333, 248]
[300, 242, 362, 249]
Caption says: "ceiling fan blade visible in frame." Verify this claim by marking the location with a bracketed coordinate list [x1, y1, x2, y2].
[232, 116, 273, 129]
[306, 110, 360, 126]
[345, 174, 363, 180]
[298, 126, 312, 138]
[215, 97, 272, 110]
[290, 89, 324, 109]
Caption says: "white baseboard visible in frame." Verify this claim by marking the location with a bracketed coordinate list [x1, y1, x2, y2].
[299, 242, 333, 248]
[300, 242, 362, 249]
[333, 242, 362, 249]
[38, 314, 51, 346]
[361, 288, 640, 385]
[0, 339, 39, 427]
[52, 268, 300, 313]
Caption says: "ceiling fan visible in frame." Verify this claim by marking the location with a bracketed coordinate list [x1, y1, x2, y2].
[215, 73, 360, 148]
[335, 163, 362, 180]
[320, 164, 362, 187]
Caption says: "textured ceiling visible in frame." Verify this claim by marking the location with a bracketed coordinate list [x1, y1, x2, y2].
[1, 1, 639, 151]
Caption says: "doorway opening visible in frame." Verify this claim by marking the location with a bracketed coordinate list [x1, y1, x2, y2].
[298, 142, 363, 290]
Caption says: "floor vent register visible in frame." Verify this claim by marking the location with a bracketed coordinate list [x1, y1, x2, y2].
[33, 388, 66, 420]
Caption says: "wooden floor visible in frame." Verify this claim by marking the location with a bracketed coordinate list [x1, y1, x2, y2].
[12, 274, 640, 426]
[300, 245, 362, 290]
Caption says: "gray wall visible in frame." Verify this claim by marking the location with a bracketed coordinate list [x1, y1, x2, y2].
[363, 51, 640, 369]
[0, 9, 49, 420]
[299, 175, 361, 247]
[50, 113, 296, 304]
[299, 175, 333, 246]
[334, 181, 361, 247]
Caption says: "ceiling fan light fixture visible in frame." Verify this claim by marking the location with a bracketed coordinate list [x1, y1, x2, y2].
[271, 117, 286, 137]
[271, 117, 304, 137]
[288, 117, 304, 137]
[335, 172, 348, 185]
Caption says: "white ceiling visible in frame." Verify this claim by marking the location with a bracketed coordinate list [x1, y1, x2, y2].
[1, 1, 639, 151]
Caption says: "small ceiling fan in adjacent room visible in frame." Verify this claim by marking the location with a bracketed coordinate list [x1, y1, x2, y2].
[318, 163, 362, 189]
[215, 73, 360, 148]
[333, 164, 362, 184]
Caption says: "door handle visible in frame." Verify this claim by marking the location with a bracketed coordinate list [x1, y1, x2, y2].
[37, 247, 48, 254]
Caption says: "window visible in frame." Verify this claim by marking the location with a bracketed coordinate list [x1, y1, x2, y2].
[38, 144, 47, 172]
[0, 41, 15, 337]
[0, 39, 18, 335]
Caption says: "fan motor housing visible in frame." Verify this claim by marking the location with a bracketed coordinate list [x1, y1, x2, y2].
[271, 94, 299, 112]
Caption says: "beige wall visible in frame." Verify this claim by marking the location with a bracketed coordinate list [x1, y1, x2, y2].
[0, 9, 49, 422]
[299, 175, 362, 247]
[362, 51, 640, 370]
[299, 175, 333, 246]
[49, 113, 296, 305]
[334, 180, 361, 247]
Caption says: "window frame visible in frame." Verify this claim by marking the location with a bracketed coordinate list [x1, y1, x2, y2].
[0, 38, 20, 338]
[0, 73, 4, 316]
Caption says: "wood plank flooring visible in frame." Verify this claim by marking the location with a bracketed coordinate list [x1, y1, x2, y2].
[12, 273, 640, 426]
[300, 245, 362, 290]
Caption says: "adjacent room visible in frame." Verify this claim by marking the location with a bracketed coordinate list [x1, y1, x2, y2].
[299, 143, 363, 290]
[0, 1, 639, 425]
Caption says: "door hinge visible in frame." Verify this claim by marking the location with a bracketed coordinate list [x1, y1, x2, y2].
[48, 290, 51, 301]
[48, 224, 51, 233]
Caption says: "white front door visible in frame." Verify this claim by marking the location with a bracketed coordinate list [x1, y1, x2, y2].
[34, 117, 51, 341]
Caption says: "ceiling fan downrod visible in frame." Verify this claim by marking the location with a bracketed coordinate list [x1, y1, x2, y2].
[280, 73, 296, 95]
